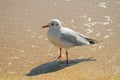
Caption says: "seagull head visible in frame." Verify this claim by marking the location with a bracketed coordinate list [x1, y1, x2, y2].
[42, 19, 62, 28]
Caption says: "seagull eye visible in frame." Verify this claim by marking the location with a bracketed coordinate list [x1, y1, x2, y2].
[56, 24, 58, 26]
[51, 23, 54, 26]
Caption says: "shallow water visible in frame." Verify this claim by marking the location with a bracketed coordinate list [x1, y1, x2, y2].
[0, 0, 120, 80]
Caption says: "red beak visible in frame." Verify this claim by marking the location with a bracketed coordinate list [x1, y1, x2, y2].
[42, 25, 49, 28]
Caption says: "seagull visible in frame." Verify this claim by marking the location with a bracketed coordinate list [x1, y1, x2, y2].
[42, 19, 98, 63]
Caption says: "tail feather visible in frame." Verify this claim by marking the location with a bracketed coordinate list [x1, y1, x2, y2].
[85, 38, 99, 44]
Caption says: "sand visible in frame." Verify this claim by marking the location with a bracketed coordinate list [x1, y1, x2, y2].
[0, 0, 120, 80]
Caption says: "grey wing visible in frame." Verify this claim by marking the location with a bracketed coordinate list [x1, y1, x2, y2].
[60, 32, 79, 46]
[77, 32, 98, 44]
[60, 32, 90, 46]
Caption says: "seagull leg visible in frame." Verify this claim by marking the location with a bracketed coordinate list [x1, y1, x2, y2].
[58, 48, 62, 59]
[66, 49, 69, 64]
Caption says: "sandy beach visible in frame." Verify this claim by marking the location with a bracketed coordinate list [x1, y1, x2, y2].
[0, 0, 120, 80]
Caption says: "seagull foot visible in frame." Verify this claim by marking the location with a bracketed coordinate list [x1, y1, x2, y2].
[57, 55, 62, 59]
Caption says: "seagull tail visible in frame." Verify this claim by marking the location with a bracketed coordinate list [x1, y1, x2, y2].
[85, 38, 100, 44]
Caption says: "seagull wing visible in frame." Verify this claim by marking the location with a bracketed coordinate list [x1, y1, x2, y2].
[60, 27, 90, 46]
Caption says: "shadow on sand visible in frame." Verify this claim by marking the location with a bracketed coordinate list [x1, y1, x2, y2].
[26, 57, 96, 76]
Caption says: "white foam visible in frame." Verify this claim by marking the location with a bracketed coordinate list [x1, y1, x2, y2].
[46, 54, 53, 57]
[32, 32, 36, 35]
[45, 38, 48, 41]
[108, 57, 115, 63]
[61, 21, 64, 24]
[113, 65, 120, 75]
[38, 35, 43, 38]
[8, 61, 12, 66]
[65, 0, 71, 1]
[72, 26, 76, 29]
[80, 14, 87, 19]
[78, 57, 84, 59]
[31, 45, 35, 48]
[11, 56, 18, 59]
[62, 79, 66, 80]
[31, 35, 35, 38]
[8, 71, 15, 74]
[94, 21, 102, 24]
[96, 33, 100, 37]
[97, 2, 107, 8]
[104, 16, 110, 18]
[102, 22, 110, 25]
[108, 60, 112, 63]
[104, 16, 111, 20]
[30, 62, 33, 64]
[54, 3, 58, 6]
[91, 47, 97, 51]
[86, 28, 93, 34]
[27, 29, 31, 32]
[90, 22, 102, 26]
[70, 19, 74, 23]
[104, 35, 109, 38]
[25, 60, 33, 64]
[20, 50, 25, 53]
[104, 16, 113, 22]
[83, 21, 101, 28]
[87, 17, 92, 22]
[110, 32, 113, 35]
[107, 29, 112, 31]
[84, 23, 91, 27]
[117, 25, 120, 27]
[98, 45, 103, 49]
[50, 44, 54, 47]
[89, 22, 95, 26]
[21, 64, 27, 67]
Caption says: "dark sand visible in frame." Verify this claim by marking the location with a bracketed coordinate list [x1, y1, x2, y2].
[0, 0, 120, 80]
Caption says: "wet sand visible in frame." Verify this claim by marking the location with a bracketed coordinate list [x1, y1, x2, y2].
[0, 0, 120, 80]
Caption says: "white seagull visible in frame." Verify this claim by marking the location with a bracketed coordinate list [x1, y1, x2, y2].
[42, 19, 98, 63]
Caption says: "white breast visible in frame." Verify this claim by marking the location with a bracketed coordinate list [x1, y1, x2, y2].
[47, 28, 73, 48]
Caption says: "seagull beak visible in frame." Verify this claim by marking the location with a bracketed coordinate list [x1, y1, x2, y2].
[42, 25, 49, 28]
